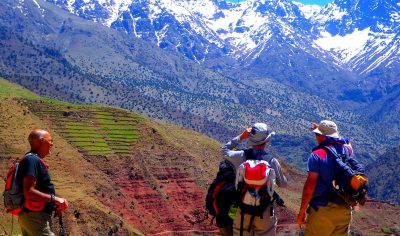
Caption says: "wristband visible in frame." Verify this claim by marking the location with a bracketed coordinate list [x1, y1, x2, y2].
[50, 194, 55, 204]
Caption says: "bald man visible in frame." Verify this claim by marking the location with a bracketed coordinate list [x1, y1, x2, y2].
[17, 129, 68, 236]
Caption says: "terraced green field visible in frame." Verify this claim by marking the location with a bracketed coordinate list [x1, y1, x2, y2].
[20, 99, 143, 157]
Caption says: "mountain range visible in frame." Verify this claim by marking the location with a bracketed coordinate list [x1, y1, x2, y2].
[48, 0, 399, 97]
[1, 0, 398, 165]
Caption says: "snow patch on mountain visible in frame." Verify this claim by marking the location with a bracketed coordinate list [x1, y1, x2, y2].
[17, 0, 28, 16]
[391, 11, 400, 23]
[66, 0, 74, 13]
[146, 0, 225, 48]
[361, 41, 398, 74]
[32, 0, 42, 11]
[102, 0, 131, 26]
[315, 28, 371, 63]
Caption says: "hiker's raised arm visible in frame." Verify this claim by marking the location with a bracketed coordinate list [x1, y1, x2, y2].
[221, 135, 240, 155]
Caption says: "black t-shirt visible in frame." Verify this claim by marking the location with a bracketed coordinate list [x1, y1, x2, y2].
[17, 152, 55, 213]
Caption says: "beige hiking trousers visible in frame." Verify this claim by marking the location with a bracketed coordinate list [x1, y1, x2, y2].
[305, 202, 351, 236]
[233, 206, 277, 236]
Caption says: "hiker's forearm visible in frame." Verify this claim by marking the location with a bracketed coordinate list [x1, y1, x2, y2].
[299, 172, 318, 213]
[299, 186, 313, 213]
[25, 188, 53, 203]
[23, 176, 53, 203]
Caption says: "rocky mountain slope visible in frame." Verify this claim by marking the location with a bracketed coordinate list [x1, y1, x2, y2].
[366, 146, 400, 205]
[0, 0, 388, 167]
[1, 78, 399, 235]
[49, 0, 361, 98]
[47, 0, 399, 98]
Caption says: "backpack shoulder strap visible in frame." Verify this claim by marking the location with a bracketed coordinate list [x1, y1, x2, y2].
[243, 148, 253, 161]
[322, 146, 342, 159]
[324, 145, 351, 163]
[323, 145, 337, 155]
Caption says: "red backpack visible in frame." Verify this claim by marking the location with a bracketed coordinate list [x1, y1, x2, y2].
[3, 158, 24, 215]
[236, 160, 276, 235]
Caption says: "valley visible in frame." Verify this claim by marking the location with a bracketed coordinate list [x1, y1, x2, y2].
[1, 78, 399, 235]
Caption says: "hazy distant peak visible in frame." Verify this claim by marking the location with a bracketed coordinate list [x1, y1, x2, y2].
[292, 1, 322, 19]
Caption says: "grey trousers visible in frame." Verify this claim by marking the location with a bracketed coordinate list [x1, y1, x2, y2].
[18, 211, 55, 236]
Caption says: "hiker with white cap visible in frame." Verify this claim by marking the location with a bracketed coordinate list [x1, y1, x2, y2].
[297, 120, 354, 236]
[221, 123, 287, 236]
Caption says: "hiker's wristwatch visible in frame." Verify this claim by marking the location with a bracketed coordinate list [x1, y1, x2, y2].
[50, 194, 55, 204]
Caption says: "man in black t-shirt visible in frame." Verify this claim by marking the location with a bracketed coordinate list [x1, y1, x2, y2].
[17, 129, 69, 236]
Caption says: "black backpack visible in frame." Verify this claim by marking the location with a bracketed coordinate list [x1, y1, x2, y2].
[324, 146, 368, 206]
[205, 158, 237, 227]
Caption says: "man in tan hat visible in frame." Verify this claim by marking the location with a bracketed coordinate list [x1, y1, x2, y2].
[222, 123, 287, 236]
[297, 120, 353, 236]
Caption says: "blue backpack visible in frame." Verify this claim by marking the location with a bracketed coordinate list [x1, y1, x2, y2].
[324, 146, 368, 206]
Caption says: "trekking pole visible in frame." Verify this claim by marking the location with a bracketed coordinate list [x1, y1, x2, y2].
[59, 213, 65, 236]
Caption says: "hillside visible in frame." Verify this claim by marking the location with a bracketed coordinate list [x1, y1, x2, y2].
[0, 78, 294, 234]
[1, 78, 399, 235]
[366, 146, 400, 205]
[0, 78, 220, 234]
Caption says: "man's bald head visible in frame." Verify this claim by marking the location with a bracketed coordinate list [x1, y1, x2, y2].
[28, 129, 49, 145]
[28, 129, 53, 158]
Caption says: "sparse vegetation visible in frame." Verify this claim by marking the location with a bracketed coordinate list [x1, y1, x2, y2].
[0, 77, 399, 235]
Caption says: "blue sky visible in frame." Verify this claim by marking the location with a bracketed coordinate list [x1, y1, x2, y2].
[227, 0, 332, 6]
[293, 0, 332, 5]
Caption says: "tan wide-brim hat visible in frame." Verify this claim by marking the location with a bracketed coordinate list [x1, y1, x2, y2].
[247, 123, 275, 146]
[312, 120, 339, 138]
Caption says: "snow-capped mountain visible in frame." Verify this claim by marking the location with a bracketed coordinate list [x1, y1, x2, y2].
[45, 0, 320, 60]
[44, 0, 399, 98]
[312, 0, 400, 75]
[45, 0, 398, 73]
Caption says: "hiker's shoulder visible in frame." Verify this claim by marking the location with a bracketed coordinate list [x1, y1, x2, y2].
[311, 148, 328, 158]
[20, 153, 41, 166]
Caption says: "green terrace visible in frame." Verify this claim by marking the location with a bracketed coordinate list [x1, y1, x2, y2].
[17, 98, 143, 158]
